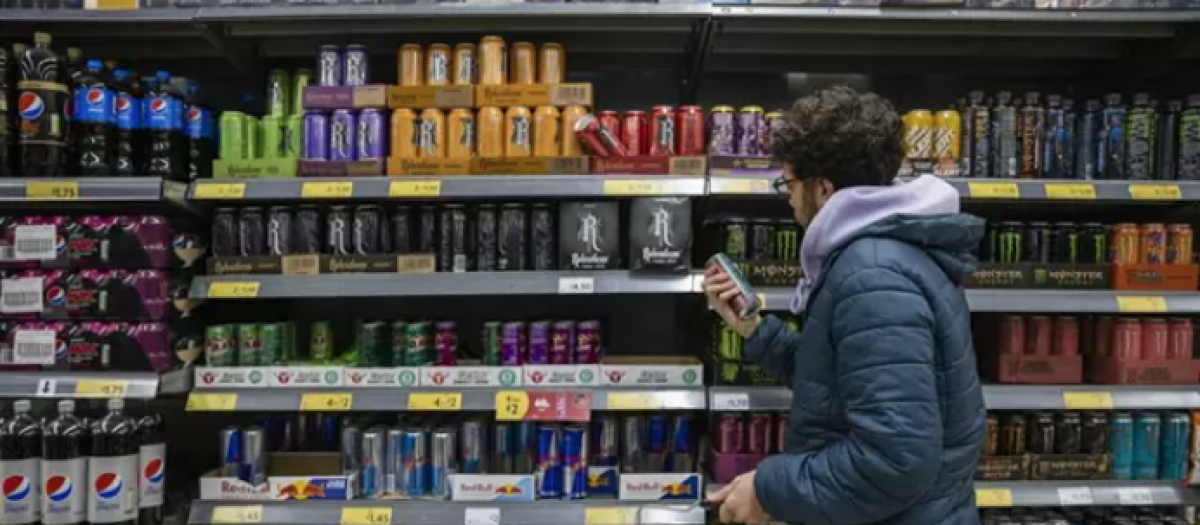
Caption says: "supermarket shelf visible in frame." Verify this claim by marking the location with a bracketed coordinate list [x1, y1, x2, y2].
[197, 3, 711, 22]
[190, 499, 705, 525]
[191, 271, 701, 299]
[708, 386, 790, 411]
[710, 385, 1200, 412]
[756, 288, 1200, 314]
[0, 371, 161, 399]
[712, 6, 1200, 23]
[0, 178, 177, 202]
[188, 176, 707, 201]
[0, 9, 198, 22]
[710, 176, 1200, 202]
[189, 387, 707, 412]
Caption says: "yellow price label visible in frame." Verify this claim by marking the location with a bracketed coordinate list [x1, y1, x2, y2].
[389, 180, 442, 197]
[1044, 183, 1096, 200]
[186, 393, 238, 411]
[603, 179, 668, 196]
[494, 391, 530, 421]
[76, 380, 129, 397]
[584, 507, 637, 525]
[967, 182, 1019, 199]
[407, 393, 462, 411]
[193, 183, 247, 199]
[607, 392, 662, 410]
[1116, 296, 1168, 313]
[975, 489, 1013, 508]
[713, 178, 770, 194]
[207, 282, 261, 299]
[1063, 392, 1113, 410]
[26, 181, 80, 200]
[340, 507, 392, 525]
[302, 181, 354, 198]
[300, 393, 353, 411]
[1129, 183, 1181, 200]
[211, 505, 263, 524]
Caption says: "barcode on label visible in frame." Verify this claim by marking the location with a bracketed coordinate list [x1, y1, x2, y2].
[0, 245, 13, 261]
[557, 86, 588, 101]
[13, 330, 56, 365]
[1, 277, 44, 314]
[675, 159, 704, 172]
[13, 225, 57, 260]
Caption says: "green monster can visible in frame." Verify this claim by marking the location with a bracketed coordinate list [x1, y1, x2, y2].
[205, 325, 236, 366]
[717, 324, 741, 384]
[405, 322, 434, 367]
[260, 115, 284, 159]
[722, 218, 748, 260]
[279, 321, 296, 364]
[219, 111, 247, 160]
[356, 321, 390, 367]
[310, 321, 334, 362]
[260, 324, 283, 365]
[390, 321, 408, 366]
[292, 68, 312, 118]
[237, 324, 261, 366]
[481, 321, 503, 366]
[244, 115, 260, 159]
[268, 69, 291, 117]
[773, 221, 801, 261]
[284, 113, 304, 158]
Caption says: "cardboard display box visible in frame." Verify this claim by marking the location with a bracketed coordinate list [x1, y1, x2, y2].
[1112, 263, 1199, 291]
[449, 475, 535, 502]
[475, 83, 593, 107]
[965, 263, 1110, 290]
[1091, 355, 1200, 385]
[298, 160, 385, 177]
[990, 354, 1084, 385]
[1029, 454, 1112, 481]
[591, 156, 707, 176]
[708, 155, 785, 178]
[212, 158, 298, 179]
[388, 158, 472, 176]
[206, 255, 436, 276]
[618, 473, 702, 501]
[470, 157, 590, 175]
[975, 456, 1030, 481]
[199, 453, 352, 500]
[388, 85, 474, 109]
[303, 85, 389, 110]
[739, 260, 802, 288]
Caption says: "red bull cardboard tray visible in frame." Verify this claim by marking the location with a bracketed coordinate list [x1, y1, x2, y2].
[199, 453, 352, 501]
[618, 473, 703, 501]
[449, 475, 536, 502]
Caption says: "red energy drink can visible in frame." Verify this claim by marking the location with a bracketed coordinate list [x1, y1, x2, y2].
[620, 110, 647, 156]
[649, 105, 676, 156]
[1111, 223, 1140, 265]
[597, 110, 621, 139]
[1095, 316, 1115, 357]
[1000, 315, 1025, 355]
[1113, 318, 1143, 359]
[746, 413, 771, 455]
[676, 105, 705, 155]
[1142, 318, 1170, 359]
[1053, 316, 1079, 356]
[717, 414, 744, 454]
[573, 114, 628, 157]
[1141, 223, 1167, 265]
[1168, 223, 1193, 265]
[1169, 318, 1193, 359]
[1026, 315, 1052, 355]
[774, 415, 788, 454]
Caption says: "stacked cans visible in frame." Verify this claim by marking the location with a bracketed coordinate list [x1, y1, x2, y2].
[979, 220, 1193, 266]
[481, 319, 603, 366]
[205, 322, 296, 366]
[706, 106, 786, 157]
[219, 68, 310, 161]
[713, 412, 787, 456]
[396, 38, 565, 87]
[220, 426, 269, 485]
[390, 106, 585, 159]
[576, 106, 705, 157]
[205, 319, 462, 367]
[980, 508, 1188, 525]
[994, 314, 1194, 363]
[303, 44, 384, 162]
[712, 216, 801, 262]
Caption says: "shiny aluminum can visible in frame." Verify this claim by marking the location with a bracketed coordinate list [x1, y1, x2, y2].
[539, 43, 566, 84]
[361, 428, 385, 499]
[562, 105, 588, 157]
[426, 44, 451, 87]
[478, 107, 505, 157]
[357, 108, 387, 160]
[238, 207, 266, 257]
[453, 44, 477, 86]
[1027, 412, 1056, 455]
[492, 424, 515, 475]
[418, 205, 437, 254]
[260, 115, 285, 158]
[550, 320, 574, 365]
[1081, 412, 1109, 454]
[438, 204, 468, 273]
[318, 45, 342, 87]
[736, 106, 763, 156]
[510, 42, 537, 85]
[447, 108, 475, 158]
[622, 416, 643, 473]
[386, 429, 403, 494]
[401, 429, 427, 497]
[285, 113, 304, 158]
[531, 202, 555, 270]
[219, 427, 242, 477]
[344, 44, 369, 86]
[242, 426, 267, 485]
[326, 205, 351, 255]
[765, 110, 786, 153]
[267, 206, 293, 256]
[1143, 318, 1170, 359]
[475, 204, 497, 271]
[677, 105, 705, 156]
[1054, 412, 1082, 454]
[1111, 412, 1134, 479]
[461, 420, 486, 474]
[498, 203, 527, 270]
[933, 109, 962, 162]
[1133, 412, 1161, 480]
[479, 36, 507, 86]
[562, 426, 587, 500]
[716, 414, 743, 454]
[984, 414, 999, 456]
[390, 205, 412, 254]
[295, 205, 323, 255]
[1168, 318, 1193, 359]
[650, 105, 677, 156]
[291, 68, 311, 118]
[399, 44, 424, 87]
[302, 110, 329, 161]
[430, 429, 456, 498]
[418, 108, 446, 159]
[1160, 412, 1190, 480]
[708, 105, 736, 156]
[506, 106, 533, 157]
[620, 110, 648, 156]
[330, 109, 357, 161]
[533, 106, 561, 156]
[1168, 223, 1193, 265]
[353, 205, 384, 255]
[1112, 223, 1141, 265]
[391, 108, 419, 159]
[268, 69, 290, 117]
[527, 320, 550, 365]
[903, 109, 933, 160]
[1001, 414, 1026, 455]
[1141, 223, 1167, 265]
[535, 425, 562, 498]
[575, 320, 601, 365]
[220, 111, 248, 160]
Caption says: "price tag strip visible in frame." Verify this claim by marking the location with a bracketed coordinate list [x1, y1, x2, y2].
[187, 393, 239, 411]
[584, 507, 638, 525]
[1115, 296, 1168, 313]
[464, 507, 501, 525]
[1129, 183, 1182, 200]
[26, 181, 80, 200]
[302, 181, 354, 198]
[1044, 183, 1097, 200]
[301, 393, 353, 411]
[975, 488, 1013, 508]
[967, 182, 1020, 199]
[1116, 487, 1154, 506]
[1057, 486, 1094, 506]
[607, 392, 664, 410]
[407, 392, 462, 410]
[207, 281, 261, 299]
[193, 182, 247, 199]
[1062, 391, 1113, 410]
[711, 393, 751, 411]
[76, 380, 129, 397]
[211, 505, 263, 524]
[341, 507, 392, 525]
[558, 277, 596, 294]
[389, 180, 442, 197]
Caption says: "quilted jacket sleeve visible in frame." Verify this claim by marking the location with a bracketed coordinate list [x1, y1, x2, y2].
[743, 315, 801, 386]
[753, 267, 943, 525]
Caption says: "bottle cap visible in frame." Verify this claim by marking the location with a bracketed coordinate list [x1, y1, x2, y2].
[113, 69, 129, 81]
[107, 398, 124, 411]
[156, 70, 171, 82]
[33, 32, 51, 45]
[86, 59, 103, 72]
[13, 400, 31, 412]
[58, 400, 75, 413]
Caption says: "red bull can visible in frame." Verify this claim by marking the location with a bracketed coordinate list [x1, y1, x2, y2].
[461, 420, 486, 474]
[360, 428, 385, 499]
[386, 429, 402, 494]
[430, 429, 456, 499]
[401, 429, 427, 497]
[592, 416, 619, 467]
[535, 425, 562, 499]
[491, 423, 515, 475]
[668, 415, 693, 473]
[219, 427, 242, 477]
[242, 426, 266, 485]
[621, 416, 643, 473]
[561, 426, 588, 500]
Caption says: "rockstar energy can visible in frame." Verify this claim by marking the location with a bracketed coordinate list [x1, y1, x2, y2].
[453, 44, 477, 86]
[539, 43, 566, 84]
[418, 108, 446, 159]
[391, 108, 419, 159]
[426, 44, 452, 87]
[447, 108, 476, 158]
[479, 36, 507, 86]
[903, 110, 933, 160]
[399, 44, 424, 87]
[505, 106, 533, 157]
[533, 106, 561, 157]
[561, 106, 588, 157]
[1112, 223, 1140, 265]
[510, 42, 537, 85]
[933, 109, 961, 162]
[478, 107, 505, 157]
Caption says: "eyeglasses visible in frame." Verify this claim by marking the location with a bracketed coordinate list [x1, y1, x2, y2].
[773, 177, 802, 195]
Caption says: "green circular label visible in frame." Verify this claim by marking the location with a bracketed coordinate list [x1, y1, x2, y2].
[325, 371, 339, 384]
[249, 371, 263, 384]
[499, 369, 517, 386]
[399, 371, 417, 386]
[683, 370, 697, 384]
[580, 369, 595, 384]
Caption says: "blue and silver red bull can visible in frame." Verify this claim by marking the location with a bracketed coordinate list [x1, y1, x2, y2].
[344, 44, 369, 87]
[1133, 412, 1161, 480]
[318, 45, 342, 87]
[303, 110, 328, 161]
[401, 429, 427, 497]
[386, 429, 403, 494]
[515, 422, 537, 474]
[360, 428, 385, 499]
[668, 415, 693, 473]
[561, 426, 588, 500]
[592, 416, 619, 467]
[242, 426, 266, 485]
[357, 108, 387, 160]
[430, 429, 456, 499]
[535, 425, 562, 499]
[1110, 412, 1133, 479]
[1160, 412, 1191, 480]
[219, 427, 242, 477]
[461, 420, 486, 474]
[330, 109, 357, 161]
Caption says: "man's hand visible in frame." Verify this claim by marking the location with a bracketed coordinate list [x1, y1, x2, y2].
[709, 471, 772, 525]
[703, 272, 762, 338]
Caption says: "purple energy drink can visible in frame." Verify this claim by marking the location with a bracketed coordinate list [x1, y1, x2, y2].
[434, 321, 457, 366]
[303, 110, 329, 161]
[344, 44, 369, 87]
[527, 321, 550, 365]
[736, 107, 765, 156]
[500, 322, 525, 366]
[575, 320, 601, 365]
[318, 45, 342, 87]
[707, 106, 735, 155]
[550, 321, 574, 365]
[330, 109, 357, 161]
[357, 109, 387, 160]
[561, 426, 587, 500]
[535, 425, 562, 499]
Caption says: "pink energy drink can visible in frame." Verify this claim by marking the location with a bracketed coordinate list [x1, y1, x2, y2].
[575, 320, 601, 365]
[746, 413, 772, 455]
[550, 321, 574, 365]
[717, 414, 744, 454]
[434, 321, 458, 366]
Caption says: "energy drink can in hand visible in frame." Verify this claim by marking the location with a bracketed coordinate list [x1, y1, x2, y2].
[705, 253, 760, 320]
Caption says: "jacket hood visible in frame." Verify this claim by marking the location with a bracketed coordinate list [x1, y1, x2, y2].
[792, 175, 983, 313]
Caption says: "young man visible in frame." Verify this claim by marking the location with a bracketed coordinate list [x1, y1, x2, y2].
[705, 86, 986, 525]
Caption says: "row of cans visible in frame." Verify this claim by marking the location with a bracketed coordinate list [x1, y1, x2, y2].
[397, 39, 565, 87]
[996, 315, 1195, 361]
[706, 106, 787, 157]
[980, 221, 1193, 266]
[713, 217, 802, 262]
[219, 426, 269, 485]
[217, 110, 303, 161]
[482, 319, 603, 366]
[265, 68, 312, 118]
[317, 44, 370, 87]
[713, 412, 788, 456]
[204, 322, 297, 367]
[712, 318, 800, 385]
[367, 106, 587, 160]
[575, 106, 704, 158]
[986, 411, 1191, 481]
[980, 508, 1188, 525]
[301, 108, 387, 161]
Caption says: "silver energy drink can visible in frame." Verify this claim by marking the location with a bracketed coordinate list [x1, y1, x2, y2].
[242, 426, 267, 485]
[341, 425, 362, 496]
[401, 429, 427, 498]
[461, 420, 486, 474]
[430, 429, 457, 499]
[386, 428, 403, 494]
[361, 428, 385, 499]
[219, 427, 242, 477]
[622, 415, 643, 474]
[492, 423, 514, 475]
[514, 422, 537, 475]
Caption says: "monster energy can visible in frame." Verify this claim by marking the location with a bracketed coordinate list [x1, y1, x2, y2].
[284, 113, 304, 158]
[268, 69, 291, 117]
[997, 221, 1023, 264]
[482, 321, 503, 366]
[260, 323, 284, 364]
[717, 324, 742, 384]
[237, 324, 262, 366]
[205, 325, 236, 366]
[405, 322, 434, 367]
[1081, 222, 1108, 264]
[962, 91, 990, 179]
[1025, 222, 1051, 263]
[1125, 93, 1157, 181]
[773, 220, 800, 261]
[722, 218, 748, 260]
[357, 321, 390, 367]
[311, 321, 334, 362]
[390, 321, 408, 366]
[1050, 222, 1079, 264]
[1180, 95, 1200, 181]
[981, 221, 998, 263]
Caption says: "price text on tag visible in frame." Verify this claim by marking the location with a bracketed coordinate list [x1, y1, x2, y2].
[1116, 296, 1168, 313]
[494, 391, 531, 421]
[603, 179, 669, 196]
[1129, 184, 1182, 200]
[1057, 487, 1094, 506]
[1117, 487, 1154, 505]
[584, 507, 638, 525]
[300, 393, 353, 411]
[76, 380, 129, 397]
[1044, 183, 1097, 200]
[407, 393, 462, 411]
[1062, 392, 1113, 410]
[558, 277, 595, 294]
[302, 181, 354, 198]
[341, 507, 392, 525]
[193, 183, 247, 199]
[186, 393, 239, 411]
[712, 393, 751, 411]
[389, 180, 442, 197]
[607, 392, 663, 410]
[26, 181, 79, 200]
[975, 489, 1013, 508]
[207, 282, 261, 299]
[211, 505, 263, 524]
[967, 182, 1019, 199]
[464, 507, 500, 525]
[714, 178, 770, 194]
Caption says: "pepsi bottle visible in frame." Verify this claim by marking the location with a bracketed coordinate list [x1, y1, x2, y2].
[18, 32, 68, 177]
[144, 71, 186, 182]
[0, 400, 42, 525]
[0, 46, 13, 177]
[185, 85, 214, 181]
[88, 399, 137, 525]
[135, 407, 164, 525]
[42, 400, 87, 525]
[74, 59, 115, 177]
[112, 69, 142, 177]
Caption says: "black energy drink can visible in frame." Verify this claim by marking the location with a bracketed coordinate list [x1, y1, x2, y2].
[212, 207, 239, 257]
[962, 91, 990, 179]
[418, 205, 437, 255]
[1159, 100, 1181, 181]
[353, 205, 384, 255]
[438, 204, 468, 273]
[390, 205, 412, 254]
[997, 221, 1023, 263]
[498, 203, 527, 271]
[530, 203, 555, 271]
[1081, 222, 1108, 264]
[295, 205, 323, 254]
[475, 204, 497, 271]
[721, 218, 747, 260]
[749, 219, 774, 261]
[238, 206, 266, 256]
[325, 205, 351, 255]
[267, 206, 294, 256]
[773, 220, 800, 261]
[1050, 222, 1078, 264]
[1024, 221, 1051, 263]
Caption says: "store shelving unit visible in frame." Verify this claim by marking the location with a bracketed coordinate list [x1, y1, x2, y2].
[709, 176, 1200, 201]
[0, 369, 191, 398]
[710, 385, 1200, 412]
[0, 177, 184, 202]
[188, 176, 707, 201]
[188, 387, 706, 412]
[755, 288, 1200, 314]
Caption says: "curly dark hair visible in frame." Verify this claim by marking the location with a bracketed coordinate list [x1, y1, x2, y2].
[770, 86, 905, 190]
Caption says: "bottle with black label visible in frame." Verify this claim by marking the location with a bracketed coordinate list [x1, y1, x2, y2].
[17, 32, 68, 177]
[88, 399, 137, 525]
[42, 399, 87, 525]
[136, 405, 165, 525]
[0, 399, 42, 525]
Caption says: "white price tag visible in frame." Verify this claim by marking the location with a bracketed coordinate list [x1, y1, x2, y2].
[1056, 487, 1093, 506]
[35, 379, 57, 397]
[13, 330, 56, 365]
[464, 508, 500, 525]
[13, 225, 57, 260]
[712, 393, 751, 411]
[1, 277, 43, 314]
[558, 277, 595, 294]
[1117, 487, 1154, 506]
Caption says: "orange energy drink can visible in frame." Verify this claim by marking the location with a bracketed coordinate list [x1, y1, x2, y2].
[505, 106, 533, 157]
[478, 106, 505, 157]
[426, 44, 451, 87]
[539, 43, 566, 84]
[933, 109, 961, 162]
[533, 106, 561, 157]
[1168, 223, 1193, 265]
[510, 42, 537, 85]
[479, 36, 507, 86]
[399, 44, 424, 86]
[390, 108, 419, 159]
[1141, 223, 1168, 265]
[561, 105, 588, 157]
[902, 110, 933, 160]
[1111, 223, 1140, 265]
[453, 44, 477, 86]
[418, 108, 446, 159]
[447, 108, 476, 158]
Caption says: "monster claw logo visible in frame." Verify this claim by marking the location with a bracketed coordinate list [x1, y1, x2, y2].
[94, 472, 123, 500]
[46, 475, 73, 502]
[3, 475, 31, 501]
[46, 286, 67, 308]
[144, 458, 165, 484]
[18, 92, 44, 120]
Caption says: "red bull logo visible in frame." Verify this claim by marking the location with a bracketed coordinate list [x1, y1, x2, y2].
[494, 484, 522, 495]
[661, 482, 693, 497]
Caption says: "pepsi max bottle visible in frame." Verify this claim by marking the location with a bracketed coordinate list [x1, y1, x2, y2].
[0, 46, 13, 177]
[18, 32, 68, 177]
[135, 407, 164, 525]
[74, 59, 115, 177]
[88, 399, 137, 525]
[185, 85, 214, 181]
[144, 71, 185, 182]
[42, 400, 87, 525]
[0, 400, 42, 525]
[112, 69, 142, 177]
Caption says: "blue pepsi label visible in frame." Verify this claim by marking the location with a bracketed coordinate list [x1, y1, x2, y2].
[73, 85, 115, 124]
[115, 92, 141, 131]
[145, 95, 183, 131]
[185, 105, 214, 139]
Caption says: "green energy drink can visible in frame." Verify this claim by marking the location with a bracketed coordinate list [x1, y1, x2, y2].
[205, 325, 236, 366]
[311, 321, 334, 362]
[1081, 222, 1108, 264]
[717, 324, 742, 384]
[1124, 93, 1156, 181]
[244, 115, 260, 159]
[284, 113, 304, 158]
[357, 321, 390, 367]
[1179, 95, 1200, 181]
[260, 323, 283, 364]
[292, 68, 312, 117]
[405, 322, 434, 367]
[260, 115, 285, 159]
[237, 324, 261, 366]
[1050, 222, 1079, 264]
[721, 218, 748, 260]
[280, 321, 296, 364]
[482, 321, 502, 366]
[219, 111, 247, 160]
[773, 220, 800, 261]
[268, 68, 291, 117]
[390, 321, 408, 366]
[998, 221, 1023, 264]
